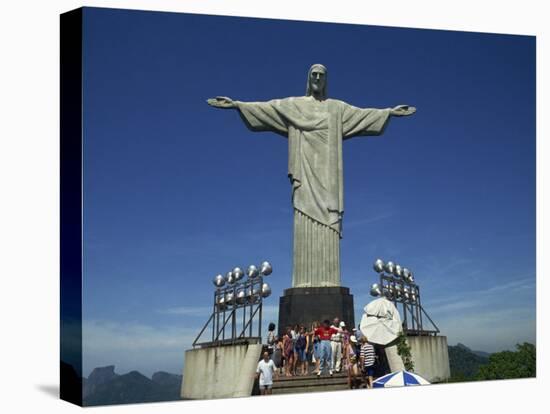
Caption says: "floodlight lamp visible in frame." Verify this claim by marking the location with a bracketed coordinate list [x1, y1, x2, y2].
[260, 261, 273, 276]
[232, 267, 244, 281]
[373, 259, 385, 273]
[213, 274, 225, 288]
[236, 288, 246, 304]
[370, 283, 382, 297]
[394, 265, 403, 277]
[261, 282, 272, 298]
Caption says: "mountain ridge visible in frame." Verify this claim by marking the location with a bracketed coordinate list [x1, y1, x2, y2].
[448, 343, 490, 380]
[81, 343, 492, 405]
[455, 342, 492, 359]
[83, 365, 182, 406]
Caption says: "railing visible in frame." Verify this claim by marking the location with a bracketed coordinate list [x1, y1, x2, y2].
[378, 273, 440, 336]
[192, 276, 268, 348]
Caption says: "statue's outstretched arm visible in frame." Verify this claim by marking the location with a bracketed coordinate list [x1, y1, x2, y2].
[207, 96, 288, 136]
[389, 105, 416, 116]
[206, 96, 239, 109]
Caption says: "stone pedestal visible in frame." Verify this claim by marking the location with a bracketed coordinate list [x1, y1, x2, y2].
[181, 343, 263, 399]
[278, 287, 355, 335]
[407, 335, 451, 383]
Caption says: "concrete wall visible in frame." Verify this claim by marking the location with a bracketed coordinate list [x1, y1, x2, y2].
[407, 336, 450, 383]
[181, 343, 263, 400]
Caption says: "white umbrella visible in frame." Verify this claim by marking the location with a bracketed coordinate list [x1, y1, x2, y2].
[360, 297, 402, 345]
[373, 370, 430, 388]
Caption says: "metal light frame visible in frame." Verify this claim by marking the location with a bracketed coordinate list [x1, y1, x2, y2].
[371, 259, 440, 336]
[192, 262, 272, 348]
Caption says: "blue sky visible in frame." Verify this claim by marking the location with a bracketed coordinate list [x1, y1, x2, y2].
[81, 7, 535, 377]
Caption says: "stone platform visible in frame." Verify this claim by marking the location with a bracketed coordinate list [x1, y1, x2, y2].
[407, 335, 451, 383]
[181, 343, 263, 399]
[278, 287, 355, 335]
[272, 372, 349, 395]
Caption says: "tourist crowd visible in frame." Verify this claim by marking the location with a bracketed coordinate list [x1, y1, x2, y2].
[256, 319, 378, 394]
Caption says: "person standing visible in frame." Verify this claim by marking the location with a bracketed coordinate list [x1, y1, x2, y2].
[347, 354, 362, 389]
[310, 321, 321, 375]
[351, 332, 362, 357]
[314, 320, 338, 377]
[346, 335, 358, 361]
[266, 322, 277, 358]
[305, 325, 313, 372]
[256, 351, 278, 395]
[341, 323, 350, 372]
[353, 326, 362, 342]
[283, 327, 295, 377]
[272, 337, 284, 375]
[295, 326, 308, 376]
[291, 324, 300, 375]
[360, 336, 376, 388]
[330, 320, 345, 373]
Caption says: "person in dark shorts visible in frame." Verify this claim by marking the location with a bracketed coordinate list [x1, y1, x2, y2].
[359, 336, 376, 388]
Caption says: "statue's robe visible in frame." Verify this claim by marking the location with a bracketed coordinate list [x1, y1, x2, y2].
[237, 96, 391, 287]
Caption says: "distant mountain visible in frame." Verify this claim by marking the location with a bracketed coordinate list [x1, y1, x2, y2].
[456, 343, 492, 359]
[472, 350, 491, 358]
[448, 343, 490, 381]
[152, 371, 183, 389]
[83, 366, 182, 406]
[84, 365, 118, 398]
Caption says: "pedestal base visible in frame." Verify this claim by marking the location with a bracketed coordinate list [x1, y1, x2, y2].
[406, 335, 451, 382]
[181, 343, 263, 399]
[278, 287, 355, 335]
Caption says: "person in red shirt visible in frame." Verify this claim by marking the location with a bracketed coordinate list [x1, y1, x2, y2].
[314, 320, 338, 376]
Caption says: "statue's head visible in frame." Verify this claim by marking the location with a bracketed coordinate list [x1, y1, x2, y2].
[306, 63, 327, 100]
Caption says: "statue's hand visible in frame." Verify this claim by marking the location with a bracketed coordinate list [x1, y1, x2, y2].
[207, 96, 237, 109]
[390, 105, 416, 116]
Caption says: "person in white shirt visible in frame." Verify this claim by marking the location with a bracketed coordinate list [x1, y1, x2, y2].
[256, 351, 278, 395]
[330, 319, 345, 374]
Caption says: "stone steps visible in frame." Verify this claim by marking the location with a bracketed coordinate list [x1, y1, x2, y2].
[272, 371, 349, 395]
[273, 383, 349, 395]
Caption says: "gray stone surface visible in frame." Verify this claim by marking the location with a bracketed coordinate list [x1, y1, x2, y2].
[208, 64, 415, 288]
[181, 343, 263, 399]
[272, 372, 348, 395]
[278, 287, 355, 336]
[407, 335, 451, 383]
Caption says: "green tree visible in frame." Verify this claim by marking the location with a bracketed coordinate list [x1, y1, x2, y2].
[476, 343, 536, 380]
[397, 332, 414, 372]
[448, 344, 489, 381]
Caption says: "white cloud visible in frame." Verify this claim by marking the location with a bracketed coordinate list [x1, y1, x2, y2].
[83, 320, 196, 378]
[425, 275, 535, 315]
[83, 304, 281, 378]
[438, 306, 536, 352]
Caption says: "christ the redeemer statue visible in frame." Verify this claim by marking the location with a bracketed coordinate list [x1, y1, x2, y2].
[208, 64, 415, 289]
